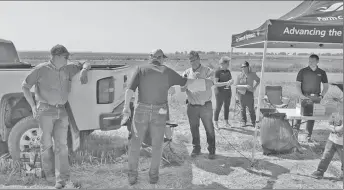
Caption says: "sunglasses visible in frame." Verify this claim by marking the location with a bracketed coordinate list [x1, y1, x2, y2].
[221, 61, 229, 64]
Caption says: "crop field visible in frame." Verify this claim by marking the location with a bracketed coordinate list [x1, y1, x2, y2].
[18, 51, 343, 73]
[0, 52, 343, 189]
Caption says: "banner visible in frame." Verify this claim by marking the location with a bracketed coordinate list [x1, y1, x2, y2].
[267, 20, 343, 43]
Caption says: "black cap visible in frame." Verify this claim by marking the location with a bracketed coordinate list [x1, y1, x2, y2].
[241, 61, 249, 68]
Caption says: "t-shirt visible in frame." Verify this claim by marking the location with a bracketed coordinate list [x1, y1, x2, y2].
[128, 62, 187, 105]
[235, 71, 260, 94]
[215, 69, 232, 92]
[296, 66, 328, 95]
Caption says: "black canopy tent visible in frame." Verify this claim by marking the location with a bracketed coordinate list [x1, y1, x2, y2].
[230, 0, 343, 162]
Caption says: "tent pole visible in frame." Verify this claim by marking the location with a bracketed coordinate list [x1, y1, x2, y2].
[229, 47, 234, 70]
[229, 47, 236, 120]
[251, 40, 268, 163]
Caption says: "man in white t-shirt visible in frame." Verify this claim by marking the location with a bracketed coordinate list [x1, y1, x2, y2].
[311, 109, 343, 179]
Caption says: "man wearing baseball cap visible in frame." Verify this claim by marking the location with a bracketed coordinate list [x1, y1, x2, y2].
[182, 51, 216, 160]
[235, 61, 260, 128]
[122, 49, 196, 185]
[22, 44, 91, 189]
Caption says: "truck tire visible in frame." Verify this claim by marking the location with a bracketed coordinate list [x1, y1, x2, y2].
[8, 116, 40, 161]
[0, 140, 8, 156]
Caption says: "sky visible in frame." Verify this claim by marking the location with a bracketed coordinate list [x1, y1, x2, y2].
[1, 1, 338, 54]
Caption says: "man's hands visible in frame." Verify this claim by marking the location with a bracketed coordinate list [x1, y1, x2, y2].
[300, 95, 309, 100]
[79, 68, 88, 84]
[31, 105, 38, 119]
[194, 72, 201, 79]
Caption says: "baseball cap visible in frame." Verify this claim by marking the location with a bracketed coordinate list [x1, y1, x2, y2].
[50, 44, 70, 57]
[219, 56, 230, 64]
[150, 49, 167, 58]
[241, 61, 250, 68]
[188, 51, 200, 60]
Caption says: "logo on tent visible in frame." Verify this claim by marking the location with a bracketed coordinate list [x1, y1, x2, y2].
[316, 2, 343, 12]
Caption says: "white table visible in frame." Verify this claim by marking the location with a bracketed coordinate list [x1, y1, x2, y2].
[274, 108, 337, 142]
[275, 108, 332, 121]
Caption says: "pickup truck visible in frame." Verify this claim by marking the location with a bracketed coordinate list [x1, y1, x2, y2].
[0, 38, 135, 161]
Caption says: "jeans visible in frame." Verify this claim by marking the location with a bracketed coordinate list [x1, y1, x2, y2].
[317, 140, 343, 173]
[214, 90, 232, 121]
[187, 101, 216, 154]
[127, 103, 170, 146]
[37, 103, 70, 184]
[295, 120, 315, 138]
[238, 91, 256, 124]
[128, 102, 167, 179]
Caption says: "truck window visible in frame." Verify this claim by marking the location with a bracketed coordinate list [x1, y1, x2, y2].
[0, 42, 20, 63]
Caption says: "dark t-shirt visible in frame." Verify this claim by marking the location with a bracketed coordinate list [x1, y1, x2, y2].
[128, 62, 187, 105]
[296, 66, 328, 95]
[215, 69, 232, 92]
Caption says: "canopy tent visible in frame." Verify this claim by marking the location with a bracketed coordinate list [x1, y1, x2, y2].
[231, 0, 343, 49]
[230, 0, 343, 162]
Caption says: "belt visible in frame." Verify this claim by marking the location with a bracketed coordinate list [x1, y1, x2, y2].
[40, 102, 65, 108]
[304, 93, 320, 96]
[137, 102, 167, 108]
[189, 100, 211, 106]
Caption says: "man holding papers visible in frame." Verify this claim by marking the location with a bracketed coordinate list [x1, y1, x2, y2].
[181, 51, 216, 160]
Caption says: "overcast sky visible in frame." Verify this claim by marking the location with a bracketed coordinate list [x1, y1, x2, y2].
[2, 1, 336, 53]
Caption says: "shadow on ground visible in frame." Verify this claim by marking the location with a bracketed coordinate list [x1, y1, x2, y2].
[192, 154, 290, 189]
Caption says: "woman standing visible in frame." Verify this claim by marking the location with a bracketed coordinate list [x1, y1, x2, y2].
[213, 56, 234, 128]
[235, 61, 260, 127]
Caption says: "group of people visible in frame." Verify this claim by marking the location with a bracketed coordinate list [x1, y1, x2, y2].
[122, 51, 343, 185]
[21, 44, 342, 189]
[122, 49, 262, 185]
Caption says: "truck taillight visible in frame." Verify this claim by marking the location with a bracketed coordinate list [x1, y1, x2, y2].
[97, 77, 115, 104]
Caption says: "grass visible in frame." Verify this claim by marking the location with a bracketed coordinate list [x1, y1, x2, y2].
[0, 54, 343, 189]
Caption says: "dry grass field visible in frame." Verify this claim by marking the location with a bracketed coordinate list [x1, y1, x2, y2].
[0, 53, 343, 189]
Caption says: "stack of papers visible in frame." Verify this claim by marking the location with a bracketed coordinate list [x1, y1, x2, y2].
[187, 79, 206, 92]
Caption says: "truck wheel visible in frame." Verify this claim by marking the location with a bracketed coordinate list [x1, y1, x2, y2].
[8, 116, 40, 161]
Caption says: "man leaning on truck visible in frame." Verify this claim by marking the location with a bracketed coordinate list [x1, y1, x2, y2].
[21, 44, 91, 189]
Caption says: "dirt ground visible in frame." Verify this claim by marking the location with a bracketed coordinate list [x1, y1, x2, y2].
[1, 96, 343, 189]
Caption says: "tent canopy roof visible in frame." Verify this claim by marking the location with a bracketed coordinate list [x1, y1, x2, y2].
[231, 0, 343, 49]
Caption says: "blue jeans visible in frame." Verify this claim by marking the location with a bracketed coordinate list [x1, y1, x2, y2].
[128, 102, 167, 179]
[187, 101, 216, 154]
[36, 103, 70, 184]
[238, 91, 256, 123]
[317, 140, 343, 174]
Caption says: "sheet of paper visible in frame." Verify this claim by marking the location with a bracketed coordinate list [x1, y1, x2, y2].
[187, 79, 206, 92]
[171, 86, 187, 103]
